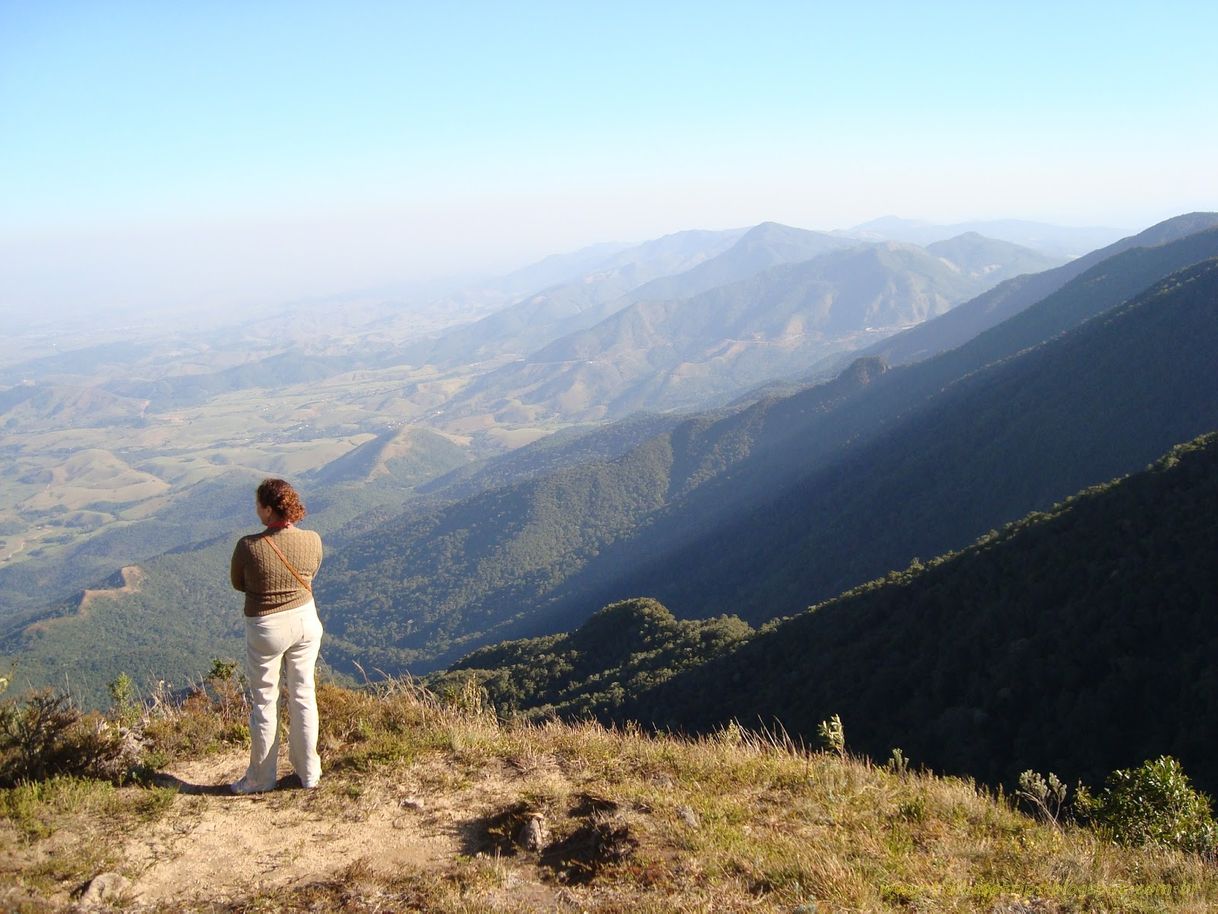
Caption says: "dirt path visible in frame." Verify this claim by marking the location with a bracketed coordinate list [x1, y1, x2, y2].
[124, 751, 463, 907]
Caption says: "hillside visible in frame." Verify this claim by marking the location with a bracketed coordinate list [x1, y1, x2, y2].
[0, 446, 474, 707]
[0, 219, 1067, 632]
[434, 598, 752, 719]
[3, 679, 1217, 912]
[312, 358, 898, 675]
[846, 215, 1125, 258]
[590, 256, 1218, 625]
[309, 426, 468, 486]
[923, 231, 1066, 279]
[621, 431, 1218, 793]
[446, 431, 1218, 795]
[9, 220, 1216, 703]
[625, 220, 857, 302]
[417, 228, 748, 368]
[0, 382, 148, 430]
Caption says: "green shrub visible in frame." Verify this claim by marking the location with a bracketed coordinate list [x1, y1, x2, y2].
[108, 673, 140, 728]
[0, 690, 127, 786]
[817, 714, 845, 757]
[1078, 756, 1216, 853]
[141, 673, 249, 762]
[1016, 769, 1068, 828]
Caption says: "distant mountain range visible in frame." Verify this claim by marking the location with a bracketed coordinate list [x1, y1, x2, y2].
[842, 215, 1126, 258]
[413, 227, 750, 369]
[830, 210, 1218, 372]
[5, 203, 1217, 807]
[546, 226, 1218, 627]
[86, 223, 1062, 429]
[299, 213, 1218, 676]
[433, 228, 1062, 424]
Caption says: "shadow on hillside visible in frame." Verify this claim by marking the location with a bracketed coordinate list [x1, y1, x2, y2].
[149, 772, 311, 796]
[150, 772, 231, 796]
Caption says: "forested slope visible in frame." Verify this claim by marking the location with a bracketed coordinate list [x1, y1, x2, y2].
[625, 430, 1218, 793]
[584, 256, 1218, 625]
[11, 219, 1218, 707]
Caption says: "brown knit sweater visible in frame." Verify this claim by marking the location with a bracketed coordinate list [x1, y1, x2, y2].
[230, 526, 324, 617]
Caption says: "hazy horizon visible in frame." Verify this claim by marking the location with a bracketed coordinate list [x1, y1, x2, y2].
[3, 2, 1216, 322]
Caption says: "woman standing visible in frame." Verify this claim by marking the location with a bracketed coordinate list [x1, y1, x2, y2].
[229, 478, 324, 793]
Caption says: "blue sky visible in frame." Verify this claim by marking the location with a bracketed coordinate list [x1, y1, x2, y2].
[2, 1, 1217, 317]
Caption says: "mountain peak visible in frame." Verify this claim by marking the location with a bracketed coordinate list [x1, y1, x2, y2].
[1131, 212, 1218, 247]
[738, 221, 814, 242]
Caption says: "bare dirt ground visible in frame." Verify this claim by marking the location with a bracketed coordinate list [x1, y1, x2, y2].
[119, 749, 562, 910]
[25, 565, 145, 635]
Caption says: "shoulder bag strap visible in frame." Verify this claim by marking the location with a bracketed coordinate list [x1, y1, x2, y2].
[261, 534, 313, 593]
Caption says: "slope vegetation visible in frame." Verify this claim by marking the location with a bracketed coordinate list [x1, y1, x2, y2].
[5, 679, 1218, 912]
[451, 432, 1218, 795]
[593, 255, 1218, 625]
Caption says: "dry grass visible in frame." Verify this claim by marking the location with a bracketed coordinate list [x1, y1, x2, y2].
[2, 678, 1217, 912]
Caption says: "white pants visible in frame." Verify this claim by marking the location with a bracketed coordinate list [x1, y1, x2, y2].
[243, 601, 323, 789]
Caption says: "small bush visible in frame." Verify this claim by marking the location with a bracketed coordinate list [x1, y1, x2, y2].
[0, 690, 127, 786]
[886, 747, 910, 777]
[108, 673, 140, 729]
[141, 688, 248, 762]
[439, 674, 494, 719]
[817, 714, 845, 757]
[203, 657, 247, 721]
[1078, 756, 1216, 853]
[140, 662, 252, 762]
[1016, 769, 1068, 828]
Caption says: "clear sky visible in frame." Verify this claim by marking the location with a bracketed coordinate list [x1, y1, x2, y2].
[2, 0, 1217, 319]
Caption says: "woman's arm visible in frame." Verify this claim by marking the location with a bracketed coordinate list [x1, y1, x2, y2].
[230, 539, 248, 592]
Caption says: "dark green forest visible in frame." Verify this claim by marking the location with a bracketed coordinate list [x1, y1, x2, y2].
[595, 255, 1218, 625]
[431, 597, 751, 718]
[629, 431, 1218, 793]
[450, 431, 1218, 794]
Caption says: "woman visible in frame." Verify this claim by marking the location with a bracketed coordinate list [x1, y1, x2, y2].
[228, 478, 324, 793]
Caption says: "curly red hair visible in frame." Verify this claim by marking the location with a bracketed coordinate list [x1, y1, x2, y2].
[256, 478, 307, 524]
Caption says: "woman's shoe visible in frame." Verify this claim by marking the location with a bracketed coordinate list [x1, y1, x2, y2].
[228, 777, 273, 795]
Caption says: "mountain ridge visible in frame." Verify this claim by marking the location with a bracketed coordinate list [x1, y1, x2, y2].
[627, 429, 1218, 791]
[580, 256, 1218, 628]
[841, 211, 1218, 370]
[440, 235, 1059, 424]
